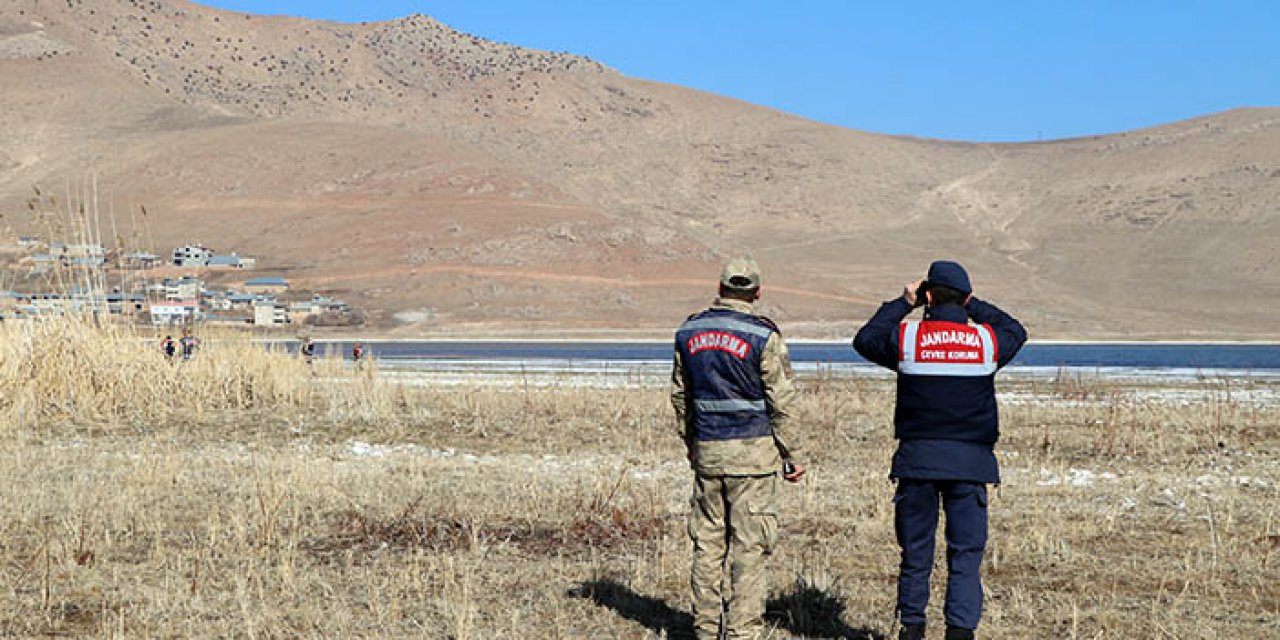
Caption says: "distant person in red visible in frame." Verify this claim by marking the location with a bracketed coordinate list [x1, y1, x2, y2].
[160, 335, 176, 361]
[352, 342, 365, 364]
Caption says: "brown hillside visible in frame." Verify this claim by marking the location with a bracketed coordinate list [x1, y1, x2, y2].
[2, 0, 1277, 338]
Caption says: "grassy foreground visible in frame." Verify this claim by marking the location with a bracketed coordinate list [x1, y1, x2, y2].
[0, 322, 1276, 638]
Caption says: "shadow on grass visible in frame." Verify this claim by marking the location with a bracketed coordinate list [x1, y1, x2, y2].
[570, 578, 884, 640]
[766, 580, 886, 639]
[569, 579, 694, 639]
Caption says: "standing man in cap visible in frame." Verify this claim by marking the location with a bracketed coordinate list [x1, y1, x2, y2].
[672, 257, 806, 640]
[853, 261, 1027, 640]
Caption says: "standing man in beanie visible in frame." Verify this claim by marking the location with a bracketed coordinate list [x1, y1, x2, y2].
[853, 261, 1027, 640]
[672, 257, 806, 640]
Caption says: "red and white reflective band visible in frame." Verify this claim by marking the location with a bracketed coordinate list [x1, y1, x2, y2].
[898, 320, 998, 377]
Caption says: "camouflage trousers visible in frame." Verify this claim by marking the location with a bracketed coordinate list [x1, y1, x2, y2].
[688, 472, 779, 640]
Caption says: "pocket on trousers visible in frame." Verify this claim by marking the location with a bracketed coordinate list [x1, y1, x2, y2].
[892, 480, 913, 507]
[745, 476, 779, 554]
[975, 486, 989, 508]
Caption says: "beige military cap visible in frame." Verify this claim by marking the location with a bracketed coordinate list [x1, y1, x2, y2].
[720, 257, 762, 290]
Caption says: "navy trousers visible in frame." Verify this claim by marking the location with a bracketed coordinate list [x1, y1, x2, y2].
[894, 479, 988, 630]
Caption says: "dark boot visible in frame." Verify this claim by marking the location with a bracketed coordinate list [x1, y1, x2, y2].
[899, 623, 925, 640]
[944, 627, 975, 640]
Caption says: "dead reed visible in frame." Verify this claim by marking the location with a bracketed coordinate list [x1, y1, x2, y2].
[0, 316, 409, 432]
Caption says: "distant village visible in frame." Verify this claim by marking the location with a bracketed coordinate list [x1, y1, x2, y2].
[2, 236, 357, 328]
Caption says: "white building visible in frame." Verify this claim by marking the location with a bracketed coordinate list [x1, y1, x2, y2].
[252, 299, 289, 326]
[163, 277, 203, 302]
[150, 301, 200, 325]
[61, 243, 106, 259]
[172, 245, 214, 267]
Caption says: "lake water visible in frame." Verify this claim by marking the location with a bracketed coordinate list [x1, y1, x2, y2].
[301, 341, 1280, 378]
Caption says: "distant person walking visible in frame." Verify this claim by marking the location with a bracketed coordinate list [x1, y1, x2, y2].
[853, 261, 1027, 640]
[179, 329, 201, 361]
[160, 335, 176, 361]
[352, 342, 365, 367]
[301, 337, 315, 365]
[672, 257, 805, 640]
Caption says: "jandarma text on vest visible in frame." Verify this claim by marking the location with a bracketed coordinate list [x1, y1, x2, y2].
[917, 326, 982, 349]
[686, 331, 751, 359]
[918, 349, 981, 362]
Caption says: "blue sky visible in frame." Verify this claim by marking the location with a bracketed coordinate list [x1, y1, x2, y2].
[201, 1, 1280, 142]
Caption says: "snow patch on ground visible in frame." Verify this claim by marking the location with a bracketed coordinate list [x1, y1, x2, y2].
[1194, 474, 1272, 489]
[998, 387, 1280, 407]
[1010, 463, 1275, 513]
[1035, 467, 1119, 487]
[340, 440, 684, 479]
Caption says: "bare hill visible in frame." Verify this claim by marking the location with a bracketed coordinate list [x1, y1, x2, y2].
[2, 0, 1278, 338]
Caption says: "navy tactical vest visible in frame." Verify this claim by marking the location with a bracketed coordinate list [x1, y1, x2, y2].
[676, 308, 775, 441]
[895, 319, 1000, 443]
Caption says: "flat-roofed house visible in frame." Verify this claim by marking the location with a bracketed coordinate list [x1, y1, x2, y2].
[172, 245, 214, 267]
[29, 293, 82, 316]
[122, 252, 163, 269]
[244, 277, 288, 295]
[107, 293, 146, 316]
[227, 293, 259, 310]
[252, 299, 289, 325]
[149, 301, 200, 325]
[57, 243, 106, 260]
[206, 290, 231, 312]
[163, 277, 203, 302]
[208, 254, 256, 270]
[288, 295, 350, 323]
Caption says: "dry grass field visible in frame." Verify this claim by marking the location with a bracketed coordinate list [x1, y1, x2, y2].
[0, 321, 1276, 638]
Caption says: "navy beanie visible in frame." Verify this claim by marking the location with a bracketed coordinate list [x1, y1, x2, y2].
[927, 260, 972, 294]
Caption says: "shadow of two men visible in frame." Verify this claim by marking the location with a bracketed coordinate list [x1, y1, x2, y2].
[569, 578, 885, 639]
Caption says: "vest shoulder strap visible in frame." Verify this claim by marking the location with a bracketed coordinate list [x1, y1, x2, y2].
[679, 310, 774, 339]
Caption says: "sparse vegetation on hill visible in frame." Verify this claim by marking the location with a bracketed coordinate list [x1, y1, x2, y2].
[13, 0, 607, 120]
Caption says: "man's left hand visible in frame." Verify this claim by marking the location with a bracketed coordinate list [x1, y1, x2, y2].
[783, 461, 806, 482]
